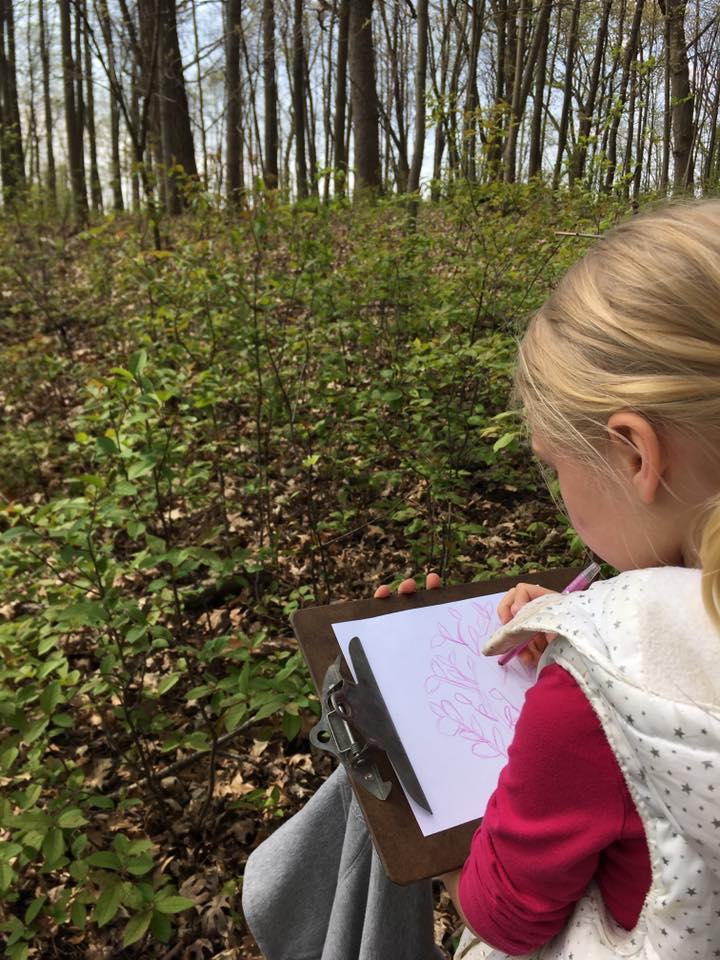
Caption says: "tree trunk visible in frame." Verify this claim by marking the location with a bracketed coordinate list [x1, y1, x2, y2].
[225, 0, 243, 205]
[379, 1, 408, 192]
[38, 0, 56, 203]
[486, 0, 507, 177]
[292, 0, 307, 199]
[333, 0, 350, 196]
[528, 0, 550, 179]
[59, 0, 87, 219]
[82, 0, 103, 211]
[96, 0, 123, 210]
[407, 0, 428, 193]
[73, 0, 88, 203]
[262, 0, 278, 189]
[190, 0, 207, 185]
[659, 0, 694, 189]
[502, 0, 551, 183]
[349, 0, 381, 194]
[26, 0, 40, 190]
[552, 0, 581, 188]
[150, 0, 198, 212]
[462, 0, 484, 182]
[0, 0, 25, 203]
[604, 0, 645, 191]
[131, 58, 141, 209]
[571, 0, 612, 183]
[303, 36, 318, 196]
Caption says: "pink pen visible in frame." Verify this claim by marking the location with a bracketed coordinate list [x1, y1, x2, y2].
[498, 561, 602, 666]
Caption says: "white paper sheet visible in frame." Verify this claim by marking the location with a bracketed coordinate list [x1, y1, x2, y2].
[332, 594, 535, 836]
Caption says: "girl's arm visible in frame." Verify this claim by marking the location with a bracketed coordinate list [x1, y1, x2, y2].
[443, 664, 650, 954]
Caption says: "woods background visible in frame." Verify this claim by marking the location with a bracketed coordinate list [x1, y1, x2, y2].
[0, 0, 718, 214]
[1, 2, 719, 959]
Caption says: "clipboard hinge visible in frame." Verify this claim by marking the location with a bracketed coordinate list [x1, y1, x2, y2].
[310, 657, 392, 803]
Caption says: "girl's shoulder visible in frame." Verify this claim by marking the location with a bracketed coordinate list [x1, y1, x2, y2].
[569, 566, 718, 706]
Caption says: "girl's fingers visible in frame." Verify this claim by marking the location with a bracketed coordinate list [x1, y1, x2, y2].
[375, 573, 440, 599]
[397, 577, 418, 595]
[497, 587, 516, 624]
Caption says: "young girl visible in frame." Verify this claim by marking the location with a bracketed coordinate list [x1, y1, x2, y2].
[439, 199, 720, 959]
[243, 201, 720, 960]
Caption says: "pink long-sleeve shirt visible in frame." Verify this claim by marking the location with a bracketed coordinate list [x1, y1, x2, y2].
[458, 663, 652, 956]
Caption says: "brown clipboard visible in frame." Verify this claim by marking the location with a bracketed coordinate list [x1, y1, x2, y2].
[291, 566, 581, 885]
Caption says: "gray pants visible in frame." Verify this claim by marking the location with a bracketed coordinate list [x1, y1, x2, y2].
[242, 766, 443, 960]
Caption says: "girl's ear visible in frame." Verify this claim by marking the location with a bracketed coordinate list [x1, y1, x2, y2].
[606, 411, 667, 505]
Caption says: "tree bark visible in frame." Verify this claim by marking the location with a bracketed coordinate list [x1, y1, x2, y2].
[190, 0, 207, 185]
[604, 0, 645, 191]
[147, 0, 198, 212]
[407, 0, 428, 193]
[96, 0, 123, 210]
[262, 0, 278, 189]
[82, 0, 103, 211]
[502, 0, 551, 182]
[552, 0, 581, 188]
[571, 0, 613, 183]
[38, 0, 56, 203]
[292, 0, 307, 198]
[333, 0, 350, 196]
[59, 0, 87, 219]
[528, 0, 550, 179]
[0, 0, 25, 203]
[659, 0, 694, 189]
[225, 0, 243, 205]
[462, 0, 484, 182]
[349, 0, 381, 194]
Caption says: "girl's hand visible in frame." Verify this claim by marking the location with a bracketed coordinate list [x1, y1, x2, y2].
[374, 571, 441, 599]
[497, 582, 558, 666]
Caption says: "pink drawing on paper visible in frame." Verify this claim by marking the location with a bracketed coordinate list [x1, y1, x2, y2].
[424, 600, 533, 760]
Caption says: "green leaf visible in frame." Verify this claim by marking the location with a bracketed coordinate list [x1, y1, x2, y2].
[282, 711, 302, 741]
[7, 944, 29, 960]
[25, 895, 46, 925]
[42, 828, 64, 866]
[154, 894, 195, 915]
[122, 907, 153, 947]
[71, 900, 87, 930]
[224, 702, 249, 732]
[125, 854, 154, 876]
[115, 480, 139, 497]
[128, 349, 148, 377]
[87, 850, 121, 871]
[58, 808, 88, 829]
[158, 672, 181, 695]
[40, 681, 62, 715]
[127, 455, 157, 480]
[0, 861, 15, 891]
[150, 909, 173, 942]
[493, 431, 517, 452]
[96, 435, 118, 456]
[93, 881, 122, 927]
[21, 718, 48, 745]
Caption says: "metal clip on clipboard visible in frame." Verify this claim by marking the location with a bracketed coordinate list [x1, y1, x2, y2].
[310, 635, 432, 814]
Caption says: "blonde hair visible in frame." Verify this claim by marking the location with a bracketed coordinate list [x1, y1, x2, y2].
[514, 200, 720, 627]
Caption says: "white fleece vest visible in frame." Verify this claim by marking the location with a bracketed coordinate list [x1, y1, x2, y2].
[456, 567, 720, 960]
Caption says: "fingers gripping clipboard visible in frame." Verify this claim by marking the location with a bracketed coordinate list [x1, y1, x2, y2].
[291, 567, 580, 885]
